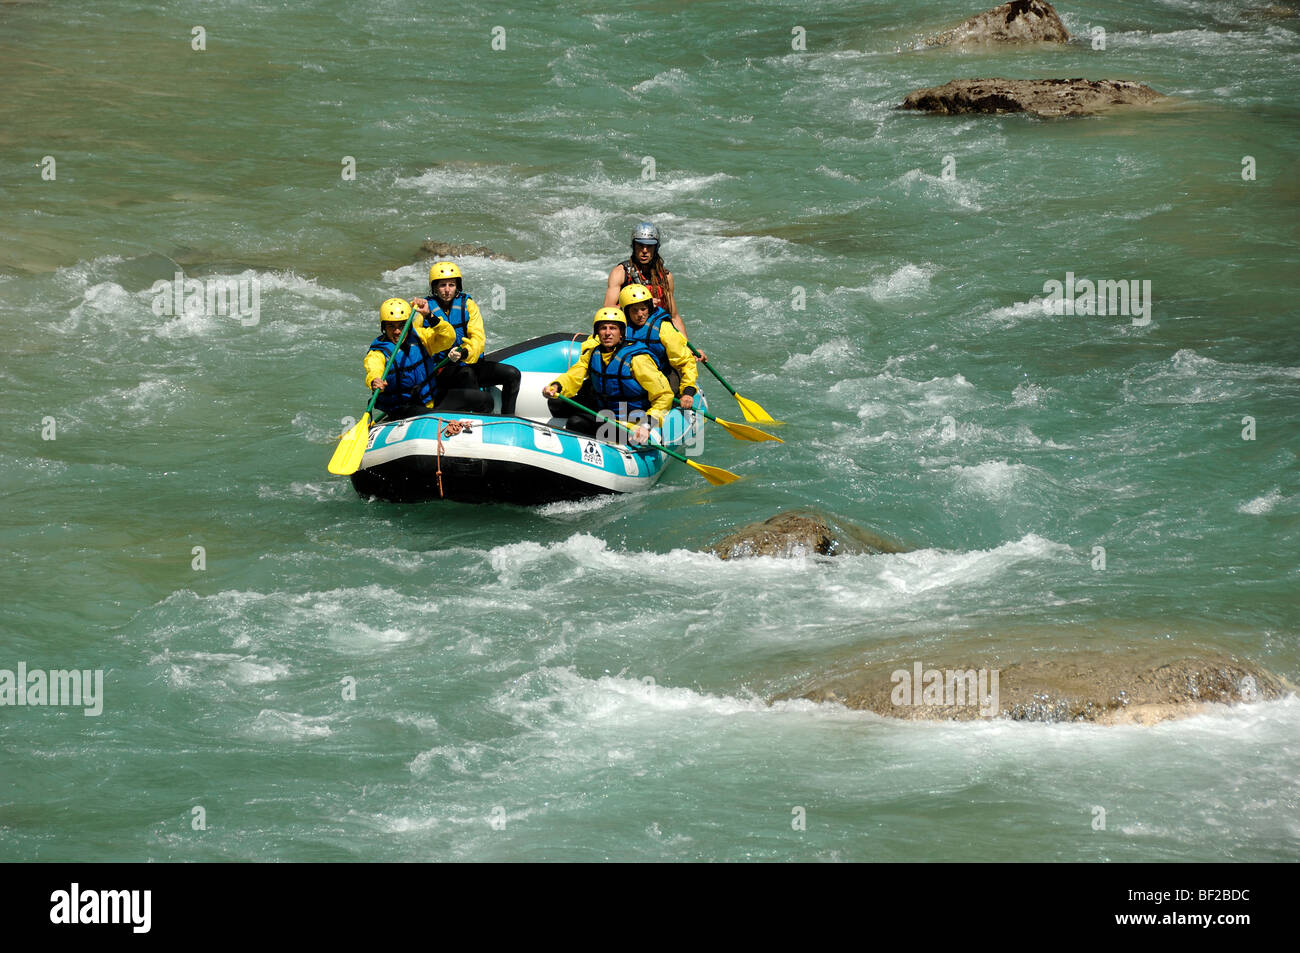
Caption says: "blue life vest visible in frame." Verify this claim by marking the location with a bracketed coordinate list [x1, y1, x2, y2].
[624, 306, 673, 374]
[368, 335, 438, 414]
[587, 342, 653, 416]
[429, 293, 472, 365]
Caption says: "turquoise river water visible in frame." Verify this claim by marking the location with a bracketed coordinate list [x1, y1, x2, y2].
[1, 0, 1297, 861]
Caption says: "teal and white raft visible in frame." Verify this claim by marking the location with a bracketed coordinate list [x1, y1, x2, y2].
[349, 333, 707, 504]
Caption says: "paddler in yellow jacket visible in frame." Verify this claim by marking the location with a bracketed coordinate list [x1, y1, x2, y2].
[582, 284, 699, 410]
[413, 261, 521, 415]
[542, 308, 672, 445]
[364, 298, 490, 418]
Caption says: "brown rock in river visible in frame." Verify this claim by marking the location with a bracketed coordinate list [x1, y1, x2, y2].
[900, 77, 1167, 118]
[923, 0, 1071, 47]
[791, 652, 1293, 725]
[415, 240, 514, 262]
[706, 509, 910, 559]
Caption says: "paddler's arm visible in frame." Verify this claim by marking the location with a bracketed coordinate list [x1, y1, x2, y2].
[412, 312, 458, 357]
[664, 272, 686, 337]
[603, 264, 625, 308]
[460, 297, 486, 364]
[543, 358, 590, 400]
[364, 349, 389, 390]
[658, 323, 699, 409]
[630, 354, 673, 440]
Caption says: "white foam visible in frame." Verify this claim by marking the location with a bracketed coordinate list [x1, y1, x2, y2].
[52, 254, 127, 290]
[89, 379, 187, 421]
[534, 487, 675, 517]
[253, 270, 360, 303]
[1126, 349, 1300, 405]
[632, 68, 691, 93]
[832, 371, 977, 411]
[981, 298, 1053, 328]
[895, 168, 984, 211]
[872, 534, 1069, 597]
[1116, 26, 1295, 53]
[153, 646, 284, 690]
[782, 337, 858, 372]
[1239, 489, 1284, 515]
[950, 460, 1033, 498]
[246, 709, 334, 741]
[257, 481, 352, 502]
[1012, 382, 1050, 407]
[868, 263, 934, 300]
[1169, 348, 1299, 380]
[396, 165, 516, 193]
[814, 165, 859, 182]
[66, 281, 134, 329]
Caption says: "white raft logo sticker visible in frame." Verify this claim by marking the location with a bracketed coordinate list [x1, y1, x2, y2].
[0, 663, 103, 716]
[890, 662, 1000, 717]
[532, 425, 562, 454]
[50, 883, 151, 933]
[580, 439, 602, 466]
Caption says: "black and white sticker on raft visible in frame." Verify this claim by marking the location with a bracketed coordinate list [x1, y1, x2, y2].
[581, 439, 602, 466]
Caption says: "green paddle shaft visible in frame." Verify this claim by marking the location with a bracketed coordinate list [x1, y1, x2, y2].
[679, 401, 720, 425]
[686, 342, 740, 396]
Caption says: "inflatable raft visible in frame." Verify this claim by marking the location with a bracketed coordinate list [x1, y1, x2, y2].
[349, 332, 707, 504]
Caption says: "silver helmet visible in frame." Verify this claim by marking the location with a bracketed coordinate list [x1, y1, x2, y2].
[631, 221, 660, 246]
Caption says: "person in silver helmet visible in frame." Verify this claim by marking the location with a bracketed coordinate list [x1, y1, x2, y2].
[603, 222, 695, 349]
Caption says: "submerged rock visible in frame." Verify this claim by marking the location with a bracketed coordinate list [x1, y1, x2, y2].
[900, 77, 1166, 118]
[792, 653, 1293, 725]
[705, 510, 909, 559]
[923, 0, 1071, 47]
[1243, 4, 1299, 20]
[415, 240, 514, 262]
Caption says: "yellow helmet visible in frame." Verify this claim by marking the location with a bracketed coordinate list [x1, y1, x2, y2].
[380, 298, 412, 325]
[618, 284, 653, 309]
[428, 261, 462, 282]
[592, 307, 627, 332]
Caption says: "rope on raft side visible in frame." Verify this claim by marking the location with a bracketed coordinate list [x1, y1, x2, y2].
[433, 418, 510, 497]
[433, 418, 474, 497]
[420, 416, 557, 498]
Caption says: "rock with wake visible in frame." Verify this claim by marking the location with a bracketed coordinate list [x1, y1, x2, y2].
[790, 652, 1293, 724]
[415, 240, 514, 262]
[921, 0, 1071, 47]
[899, 77, 1167, 118]
[705, 510, 910, 559]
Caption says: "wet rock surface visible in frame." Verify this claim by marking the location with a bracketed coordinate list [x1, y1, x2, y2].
[900, 78, 1167, 118]
[415, 240, 515, 262]
[923, 0, 1071, 47]
[791, 652, 1293, 724]
[705, 510, 910, 559]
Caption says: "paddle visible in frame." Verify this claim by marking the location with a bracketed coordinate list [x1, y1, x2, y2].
[551, 393, 740, 486]
[328, 315, 449, 476]
[685, 343, 780, 424]
[675, 399, 783, 443]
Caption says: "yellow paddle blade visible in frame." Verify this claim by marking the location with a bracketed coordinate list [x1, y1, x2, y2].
[712, 414, 783, 443]
[687, 459, 741, 486]
[734, 393, 779, 425]
[327, 412, 372, 475]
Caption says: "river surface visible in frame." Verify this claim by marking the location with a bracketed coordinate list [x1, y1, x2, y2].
[1, 0, 1297, 861]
